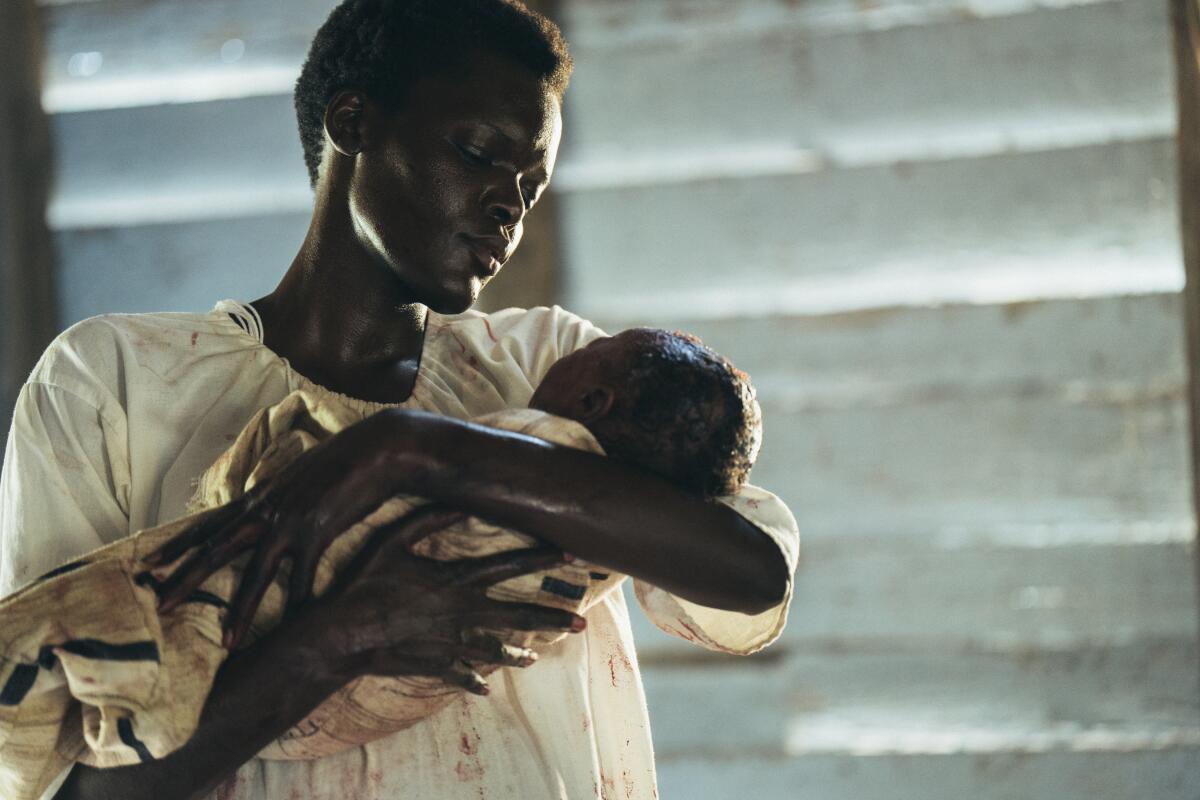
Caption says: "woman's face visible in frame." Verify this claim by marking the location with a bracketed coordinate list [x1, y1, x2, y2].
[345, 53, 563, 313]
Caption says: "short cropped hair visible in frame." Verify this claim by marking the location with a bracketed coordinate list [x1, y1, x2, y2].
[596, 330, 763, 499]
[294, 0, 573, 187]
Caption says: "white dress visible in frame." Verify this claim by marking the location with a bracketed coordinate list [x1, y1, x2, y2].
[0, 301, 799, 800]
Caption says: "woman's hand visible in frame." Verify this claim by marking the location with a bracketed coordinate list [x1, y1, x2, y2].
[55, 506, 584, 800]
[299, 504, 586, 693]
[147, 410, 422, 647]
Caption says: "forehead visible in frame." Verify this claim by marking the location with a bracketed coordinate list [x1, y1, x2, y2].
[401, 53, 562, 155]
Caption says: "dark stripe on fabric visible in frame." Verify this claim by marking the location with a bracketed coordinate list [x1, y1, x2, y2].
[37, 647, 59, 670]
[588, 572, 610, 581]
[540, 576, 587, 601]
[134, 572, 161, 590]
[37, 558, 91, 583]
[57, 639, 160, 663]
[117, 717, 155, 763]
[137, 572, 226, 609]
[0, 664, 40, 706]
[184, 590, 228, 610]
[2, 640, 159, 707]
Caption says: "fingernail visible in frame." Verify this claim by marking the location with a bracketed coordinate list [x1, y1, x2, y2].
[562, 552, 576, 563]
[570, 616, 587, 632]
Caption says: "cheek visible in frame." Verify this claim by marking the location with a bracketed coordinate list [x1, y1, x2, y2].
[348, 145, 487, 270]
[426, 165, 479, 226]
[349, 157, 408, 243]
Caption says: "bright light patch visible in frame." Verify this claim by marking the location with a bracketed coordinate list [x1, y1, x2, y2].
[42, 65, 299, 113]
[786, 716, 1200, 756]
[66, 51, 103, 78]
[220, 39, 246, 64]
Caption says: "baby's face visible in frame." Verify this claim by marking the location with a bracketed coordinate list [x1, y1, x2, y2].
[528, 331, 640, 421]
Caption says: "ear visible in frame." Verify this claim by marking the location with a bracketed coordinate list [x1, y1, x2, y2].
[575, 387, 615, 425]
[324, 89, 368, 157]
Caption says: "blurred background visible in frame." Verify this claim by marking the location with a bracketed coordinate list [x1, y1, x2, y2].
[2, 0, 1199, 797]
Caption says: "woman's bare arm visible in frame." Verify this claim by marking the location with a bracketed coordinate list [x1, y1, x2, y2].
[54, 608, 349, 800]
[57, 509, 583, 800]
[153, 409, 790, 647]
[398, 412, 789, 613]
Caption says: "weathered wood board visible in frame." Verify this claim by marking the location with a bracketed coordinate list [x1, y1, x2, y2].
[41, 0, 1171, 158]
[628, 537, 1198, 652]
[754, 389, 1188, 539]
[561, 0, 1172, 164]
[636, 638, 1199, 757]
[653, 748, 1200, 800]
[1, 0, 58, 435]
[562, 136, 1179, 318]
[42, 0, 1174, 223]
[53, 211, 308, 326]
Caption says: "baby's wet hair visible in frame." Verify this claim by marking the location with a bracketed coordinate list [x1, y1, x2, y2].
[596, 329, 761, 498]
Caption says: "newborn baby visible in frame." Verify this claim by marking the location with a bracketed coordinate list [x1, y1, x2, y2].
[0, 329, 761, 798]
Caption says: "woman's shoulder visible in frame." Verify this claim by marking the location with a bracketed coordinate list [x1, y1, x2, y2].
[27, 308, 256, 408]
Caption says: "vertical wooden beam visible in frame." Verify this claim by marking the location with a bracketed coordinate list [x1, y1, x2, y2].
[477, 0, 567, 313]
[0, 0, 58, 435]
[1171, 0, 1200, 662]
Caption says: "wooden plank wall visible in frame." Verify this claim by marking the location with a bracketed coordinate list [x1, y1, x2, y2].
[1172, 0, 1200, 655]
[34, 0, 1200, 797]
[1, 0, 57, 439]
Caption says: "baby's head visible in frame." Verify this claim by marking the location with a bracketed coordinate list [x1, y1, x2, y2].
[529, 329, 762, 498]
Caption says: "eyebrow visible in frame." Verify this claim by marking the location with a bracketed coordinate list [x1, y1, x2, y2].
[474, 122, 518, 144]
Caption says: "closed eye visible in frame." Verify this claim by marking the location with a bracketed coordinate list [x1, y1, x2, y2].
[454, 141, 493, 167]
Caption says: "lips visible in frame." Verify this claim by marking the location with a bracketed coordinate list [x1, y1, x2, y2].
[462, 235, 509, 278]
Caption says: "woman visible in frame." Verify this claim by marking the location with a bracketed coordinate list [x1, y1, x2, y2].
[0, 2, 797, 798]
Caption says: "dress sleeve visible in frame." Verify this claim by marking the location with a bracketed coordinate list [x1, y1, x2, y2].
[0, 382, 131, 597]
[0, 380, 134, 800]
[477, 305, 609, 390]
[632, 483, 799, 655]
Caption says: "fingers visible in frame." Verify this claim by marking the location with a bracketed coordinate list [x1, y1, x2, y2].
[463, 601, 586, 634]
[363, 651, 492, 696]
[287, 547, 318, 615]
[157, 515, 268, 612]
[144, 502, 243, 567]
[443, 661, 490, 696]
[223, 545, 283, 650]
[449, 547, 566, 588]
[337, 505, 469, 586]
[380, 504, 469, 550]
[457, 630, 538, 668]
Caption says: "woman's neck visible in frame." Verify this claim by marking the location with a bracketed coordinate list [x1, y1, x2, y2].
[252, 214, 430, 404]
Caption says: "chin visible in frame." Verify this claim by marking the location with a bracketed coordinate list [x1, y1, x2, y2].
[423, 279, 481, 315]
[391, 260, 480, 314]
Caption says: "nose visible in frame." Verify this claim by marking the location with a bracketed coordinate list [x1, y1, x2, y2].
[484, 179, 526, 227]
